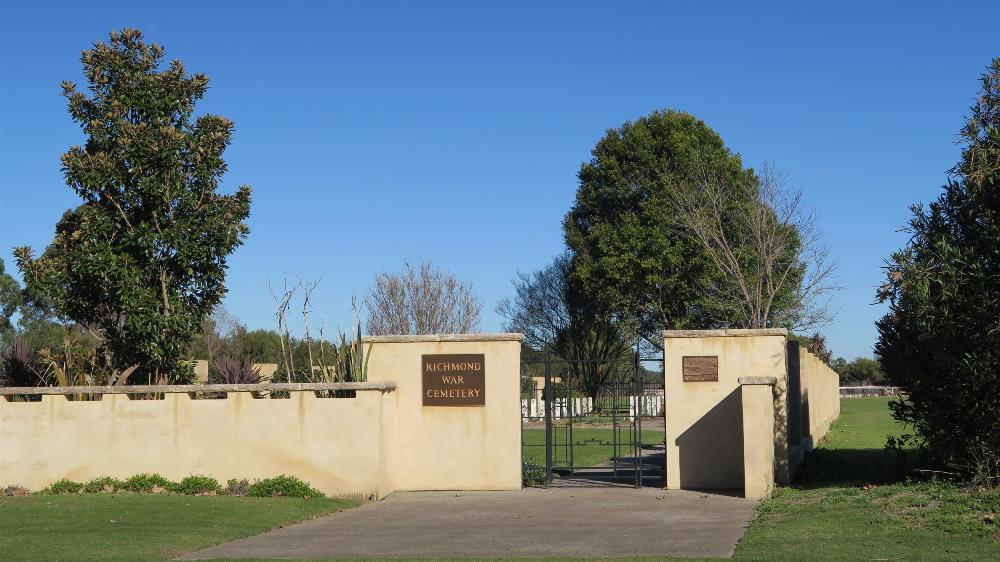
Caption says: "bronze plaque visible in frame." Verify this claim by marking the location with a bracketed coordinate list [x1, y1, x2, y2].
[682, 356, 719, 382]
[422, 354, 485, 406]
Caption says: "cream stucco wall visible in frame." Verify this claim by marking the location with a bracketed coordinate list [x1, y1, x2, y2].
[191, 361, 279, 383]
[0, 390, 397, 498]
[663, 329, 790, 492]
[792, 343, 841, 456]
[1, 334, 523, 497]
[741, 379, 776, 499]
[363, 334, 523, 491]
[664, 330, 843, 497]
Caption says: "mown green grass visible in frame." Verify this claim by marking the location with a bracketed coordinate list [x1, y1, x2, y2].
[0, 495, 355, 561]
[5, 399, 998, 561]
[522, 427, 664, 468]
[733, 397, 1000, 560]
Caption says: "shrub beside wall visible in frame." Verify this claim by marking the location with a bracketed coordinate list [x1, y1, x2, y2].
[11, 474, 325, 498]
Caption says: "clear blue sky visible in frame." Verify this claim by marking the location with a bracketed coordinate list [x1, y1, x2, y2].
[1, 1, 997, 360]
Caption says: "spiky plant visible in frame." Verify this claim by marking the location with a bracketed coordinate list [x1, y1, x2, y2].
[333, 326, 371, 383]
[0, 337, 39, 388]
[209, 356, 262, 385]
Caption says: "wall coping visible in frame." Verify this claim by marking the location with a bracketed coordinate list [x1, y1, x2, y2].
[739, 376, 778, 386]
[362, 333, 524, 343]
[662, 328, 788, 338]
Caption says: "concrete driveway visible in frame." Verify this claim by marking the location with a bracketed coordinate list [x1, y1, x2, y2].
[181, 487, 757, 560]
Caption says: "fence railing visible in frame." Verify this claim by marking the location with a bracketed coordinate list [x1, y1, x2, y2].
[521, 395, 665, 420]
[839, 385, 899, 397]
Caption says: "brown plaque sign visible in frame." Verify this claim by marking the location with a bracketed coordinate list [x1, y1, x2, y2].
[682, 356, 719, 382]
[422, 354, 485, 406]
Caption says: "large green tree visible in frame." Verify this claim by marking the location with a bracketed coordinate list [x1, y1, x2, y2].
[0, 258, 23, 340]
[875, 58, 1000, 481]
[563, 110, 762, 344]
[15, 29, 252, 384]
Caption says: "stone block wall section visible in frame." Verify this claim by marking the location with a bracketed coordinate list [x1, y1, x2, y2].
[663, 329, 841, 498]
[663, 329, 790, 496]
[0, 334, 523, 498]
[739, 376, 777, 499]
[362, 333, 523, 492]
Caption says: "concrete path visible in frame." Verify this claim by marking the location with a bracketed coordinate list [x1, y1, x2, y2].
[182, 487, 757, 560]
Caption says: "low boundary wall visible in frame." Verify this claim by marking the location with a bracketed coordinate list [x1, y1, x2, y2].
[663, 329, 842, 498]
[363, 334, 522, 491]
[0, 383, 397, 498]
[790, 342, 841, 459]
[0, 334, 524, 497]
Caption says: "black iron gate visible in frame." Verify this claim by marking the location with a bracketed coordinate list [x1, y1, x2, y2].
[521, 351, 665, 487]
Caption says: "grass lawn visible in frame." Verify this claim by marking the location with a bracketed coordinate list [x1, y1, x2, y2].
[0, 495, 355, 561]
[5, 400, 998, 561]
[522, 427, 665, 468]
[733, 397, 1000, 560]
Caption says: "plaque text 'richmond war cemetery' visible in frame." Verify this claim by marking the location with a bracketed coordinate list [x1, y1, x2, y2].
[422, 354, 486, 406]
[682, 356, 719, 382]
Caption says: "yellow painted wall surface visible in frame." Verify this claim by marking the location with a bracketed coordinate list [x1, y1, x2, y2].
[1, 334, 522, 497]
[191, 361, 279, 383]
[193, 360, 209, 382]
[795, 345, 841, 452]
[741, 382, 776, 499]
[363, 334, 523, 491]
[663, 329, 790, 491]
[664, 330, 842, 497]
[0, 390, 396, 498]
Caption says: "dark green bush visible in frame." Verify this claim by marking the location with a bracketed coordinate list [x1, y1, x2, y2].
[876, 59, 1000, 483]
[32, 474, 325, 497]
[84, 476, 125, 493]
[246, 475, 324, 498]
[547, 381, 570, 399]
[175, 475, 223, 495]
[521, 376, 536, 398]
[522, 460, 548, 488]
[224, 478, 251, 496]
[123, 473, 177, 493]
[43, 478, 84, 494]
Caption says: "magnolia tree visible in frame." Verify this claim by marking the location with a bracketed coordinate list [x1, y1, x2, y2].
[16, 29, 251, 384]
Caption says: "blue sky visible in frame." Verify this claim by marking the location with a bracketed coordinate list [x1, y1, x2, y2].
[1, 1, 997, 360]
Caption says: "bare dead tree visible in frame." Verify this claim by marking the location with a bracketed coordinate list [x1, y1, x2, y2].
[364, 259, 482, 335]
[196, 304, 240, 365]
[269, 276, 298, 382]
[671, 163, 838, 331]
[497, 253, 632, 398]
[298, 276, 322, 377]
[497, 255, 573, 351]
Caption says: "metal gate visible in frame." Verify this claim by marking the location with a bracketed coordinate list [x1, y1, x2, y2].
[521, 350, 665, 487]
